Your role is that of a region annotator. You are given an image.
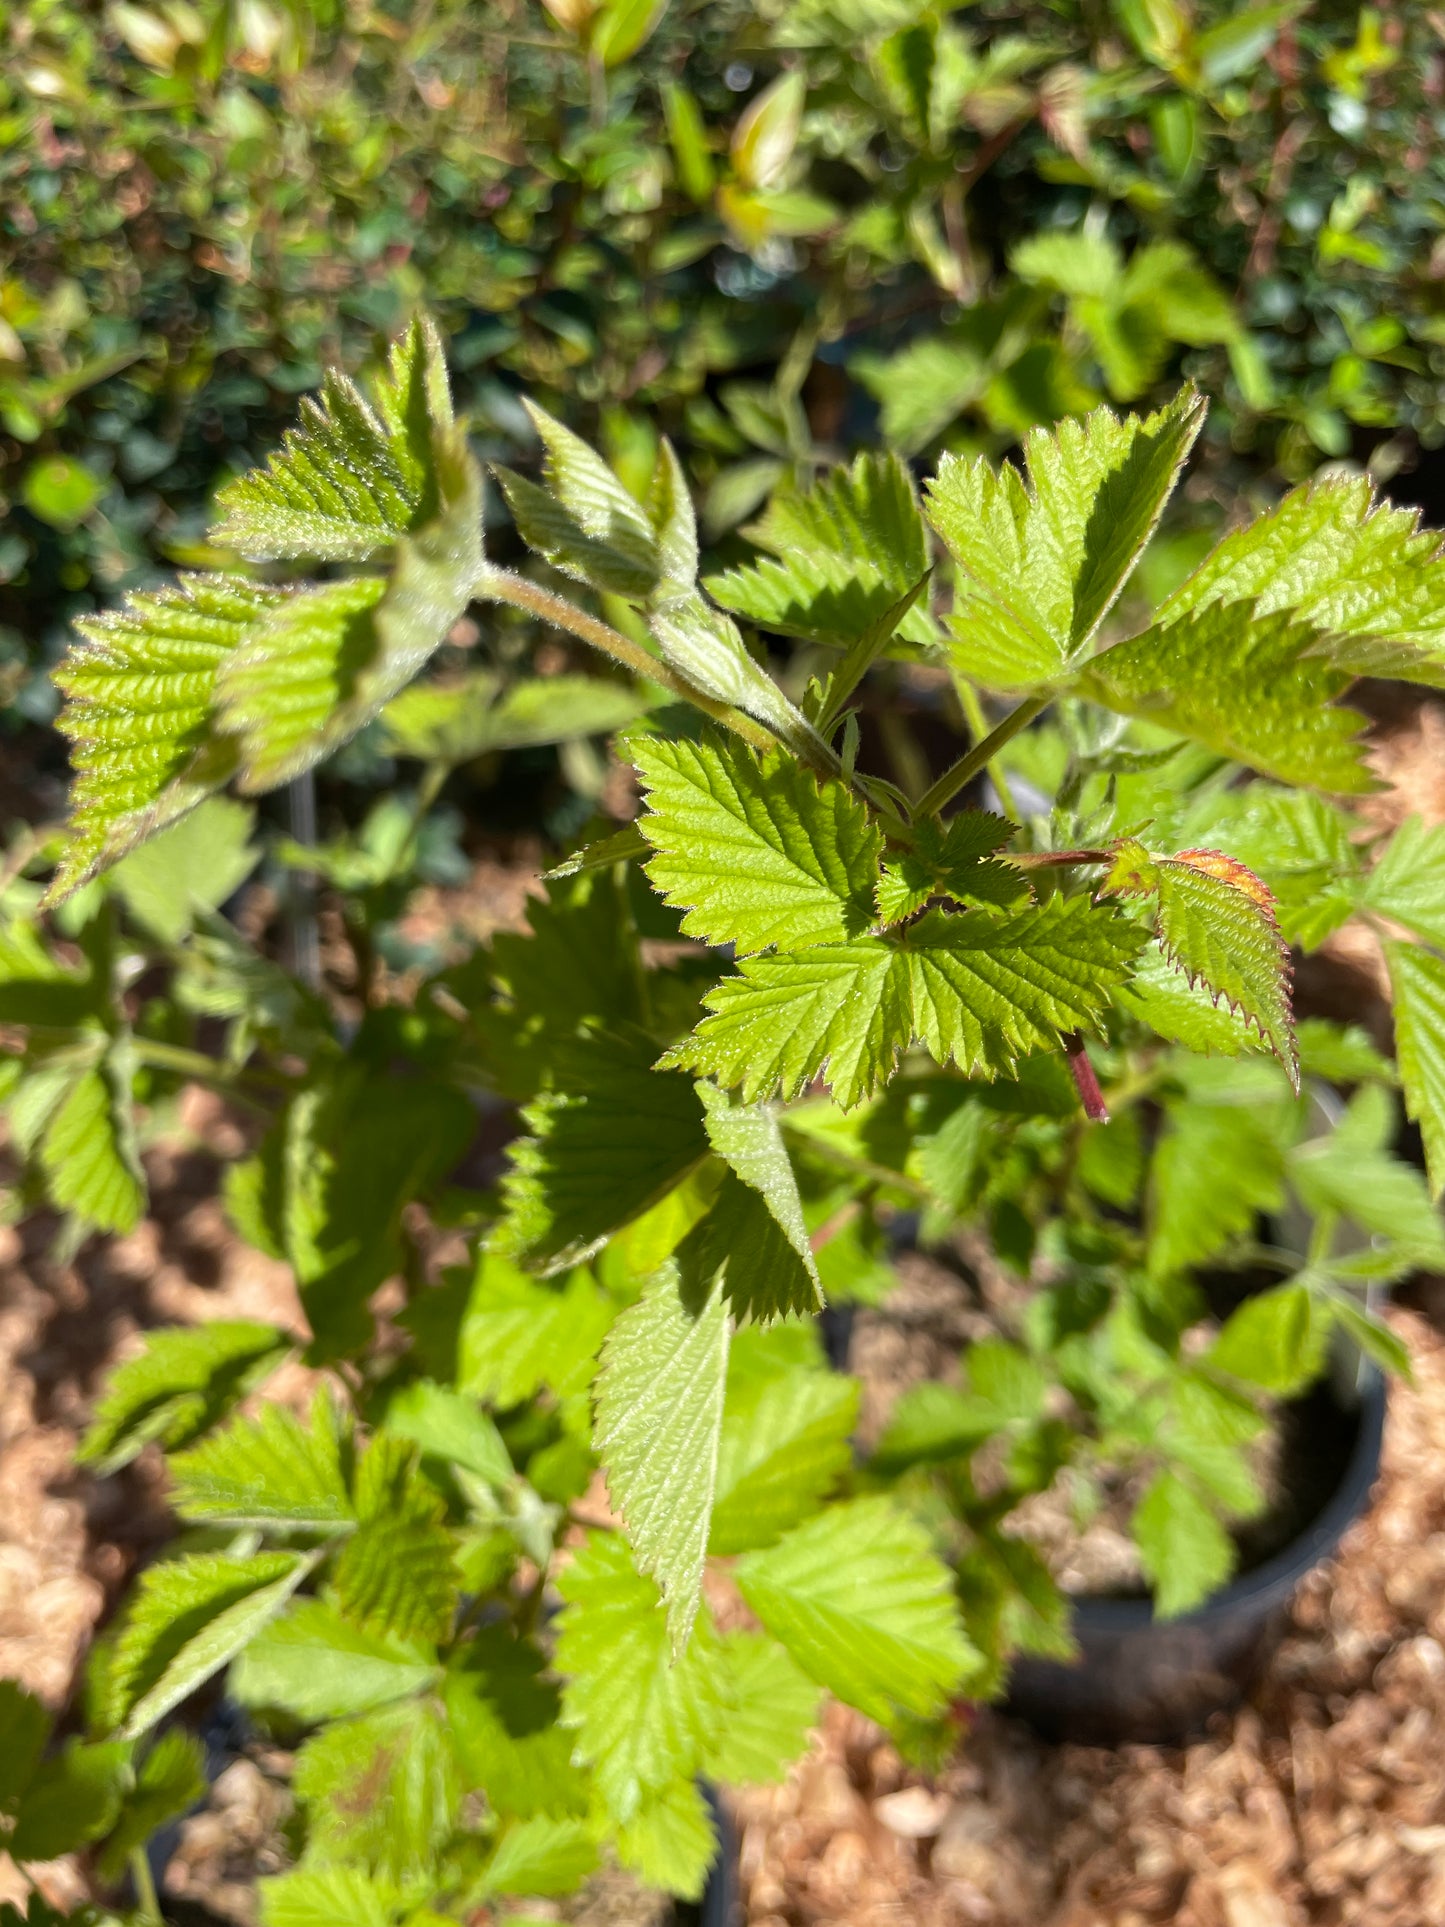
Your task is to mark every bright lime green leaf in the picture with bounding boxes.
[499,1029,709,1273]
[168,1391,353,1531]
[216,424,482,793]
[259,1868,404,1927]
[480,1815,599,1900]
[1329,1295,1412,1379]
[1110,845,1297,1084]
[1290,1085,1445,1266]
[1118,941,1265,1058]
[677,1170,820,1325]
[94,1729,206,1880]
[79,1320,289,1476]
[457,1257,615,1406]
[0,918,100,1027]
[39,1058,146,1233]
[1296,1018,1395,1085]
[8,1739,129,1863]
[553,1532,729,1823]
[1080,601,1370,793]
[1163,473,1445,688]
[646,590,827,757]
[709,1357,856,1554]
[110,795,258,943]
[697,1079,822,1314]
[871,1381,999,1472]
[293,1698,460,1882]
[1361,816,1445,948]
[593,1268,730,1653]
[705,1631,821,1786]
[333,1455,459,1646]
[634,732,882,954]
[1148,1099,1288,1275]
[383,1380,512,1485]
[1387,941,1445,1198]
[444,1626,588,1820]
[1133,1470,1235,1619]
[1208,1282,1329,1397]
[46,575,284,900]
[925,385,1205,687]
[232,1599,439,1721]
[616,1778,716,1901]
[210,316,454,563]
[875,811,1021,926]
[494,400,660,599]
[109,1550,313,1739]
[735,1496,976,1727]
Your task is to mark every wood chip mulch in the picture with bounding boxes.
[731,1307,1445,1927]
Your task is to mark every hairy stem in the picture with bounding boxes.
[915,693,1051,820]
[476,568,775,750]
[131,1037,289,1102]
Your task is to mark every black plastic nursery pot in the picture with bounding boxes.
[1004,1368,1388,1748]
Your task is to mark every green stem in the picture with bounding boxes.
[393,758,452,878]
[130,1847,162,1924]
[949,670,1020,822]
[131,1038,290,1100]
[917,693,1051,821]
[476,568,775,751]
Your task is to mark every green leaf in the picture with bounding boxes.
[383,1380,512,1486]
[616,1779,716,1901]
[38,1058,146,1234]
[0,1681,49,1812]
[633,733,883,953]
[1208,1282,1329,1397]
[46,575,284,900]
[1162,473,1445,688]
[665,897,1142,1109]
[168,1391,354,1530]
[677,1172,821,1326]
[706,451,935,649]
[498,1029,709,1272]
[79,1320,288,1476]
[553,1532,729,1823]
[874,811,1021,926]
[211,316,454,563]
[1386,941,1445,1198]
[480,1815,599,1900]
[457,1257,615,1406]
[1289,1085,1445,1266]
[1079,601,1370,793]
[0,919,100,1028]
[704,1630,821,1785]
[1108,844,1297,1084]
[333,1451,460,1646]
[8,1740,129,1863]
[697,1080,822,1316]
[495,400,662,599]
[215,427,483,793]
[232,1599,439,1721]
[444,1626,588,1820]
[926,385,1205,687]
[1329,1295,1412,1379]
[259,1868,404,1927]
[110,796,259,943]
[1296,1018,1395,1085]
[593,1268,729,1654]
[735,1496,976,1727]
[709,1354,857,1554]
[95,1729,205,1880]
[293,1699,460,1882]
[646,590,828,756]
[109,1550,313,1739]
[871,1381,998,1473]
[1132,1470,1235,1619]
[1118,941,1265,1057]
[383,671,648,763]
[22,454,104,530]
[1361,816,1445,948]
[1148,1096,1288,1275]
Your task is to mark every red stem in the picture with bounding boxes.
[1063,1031,1109,1123]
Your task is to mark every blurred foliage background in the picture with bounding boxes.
[2,0,1443,748]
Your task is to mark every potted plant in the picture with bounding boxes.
[4,318,1445,1915]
